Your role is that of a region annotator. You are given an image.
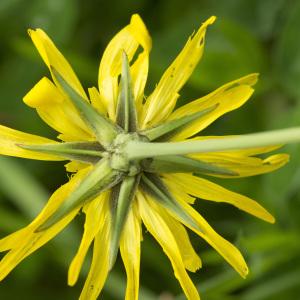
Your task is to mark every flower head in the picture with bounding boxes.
[0,14,290,300]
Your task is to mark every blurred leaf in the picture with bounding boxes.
[262,103,300,222]
[274,1,300,99]
[0,157,49,218]
[27,0,79,43]
[240,269,300,300]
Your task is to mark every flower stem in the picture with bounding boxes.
[126,127,300,159]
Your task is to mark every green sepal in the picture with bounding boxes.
[140,173,200,231]
[18,141,104,164]
[142,155,237,176]
[116,52,138,132]
[52,67,120,148]
[140,104,218,141]
[36,158,123,232]
[109,174,140,269]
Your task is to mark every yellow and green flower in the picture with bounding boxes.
[0,14,299,300]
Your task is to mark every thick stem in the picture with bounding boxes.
[125,127,300,160]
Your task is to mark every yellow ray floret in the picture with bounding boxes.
[164,173,275,223]
[138,191,201,300]
[0,124,62,160]
[141,16,216,128]
[98,14,151,120]
[120,204,142,300]
[23,77,93,141]
[0,13,293,300]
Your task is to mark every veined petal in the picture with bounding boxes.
[168,74,258,140]
[68,191,109,286]
[164,174,275,223]
[137,191,200,300]
[79,198,110,300]
[190,152,289,178]
[141,16,216,128]
[98,14,151,121]
[120,203,141,300]
[23,77,93,141]
[28,29,87,99]
[0,124,63,160]
[0,168,89,281]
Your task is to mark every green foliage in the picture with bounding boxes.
[1,0,300,299]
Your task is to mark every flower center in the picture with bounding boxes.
[108,132,149,176]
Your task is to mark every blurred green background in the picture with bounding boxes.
[1,0,300,299]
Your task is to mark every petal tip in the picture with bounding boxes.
[207,16,217,24]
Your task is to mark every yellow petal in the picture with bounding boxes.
[141,16,216,128]
[120,203,141,300]
[137,190,200,300]
[168,74,258,140]
[0,124,63,160]
[79,201,110,300]
[154,202,202,272]
[0,168,90,281]
[131,50,150,118]
[68,191,109,286]
[28,28,87,99]
[64,161,88,173]
[88,87,108,115]
[98,14,151,121]
[23,77,93,141]
[157,188,249,278]
[163,178,196,204]
[165,174,275,223]
[190,152,289,178]
[0,229,27,252]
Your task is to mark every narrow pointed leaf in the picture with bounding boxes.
[109,174,140,269]
[36,158,122,231]
[18,142,104,164]
[52,67,120,147]
[141,104,218,141]
[116,52,138,132]
[143,155,237,176]
[140,173,200,231]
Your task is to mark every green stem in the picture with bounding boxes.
[126,127,300,159]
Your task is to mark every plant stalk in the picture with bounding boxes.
[126,127,300,159]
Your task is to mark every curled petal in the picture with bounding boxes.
[28,28,87,99]
[23,77,92,141]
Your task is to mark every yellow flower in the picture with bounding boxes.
[0,14,290,300]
